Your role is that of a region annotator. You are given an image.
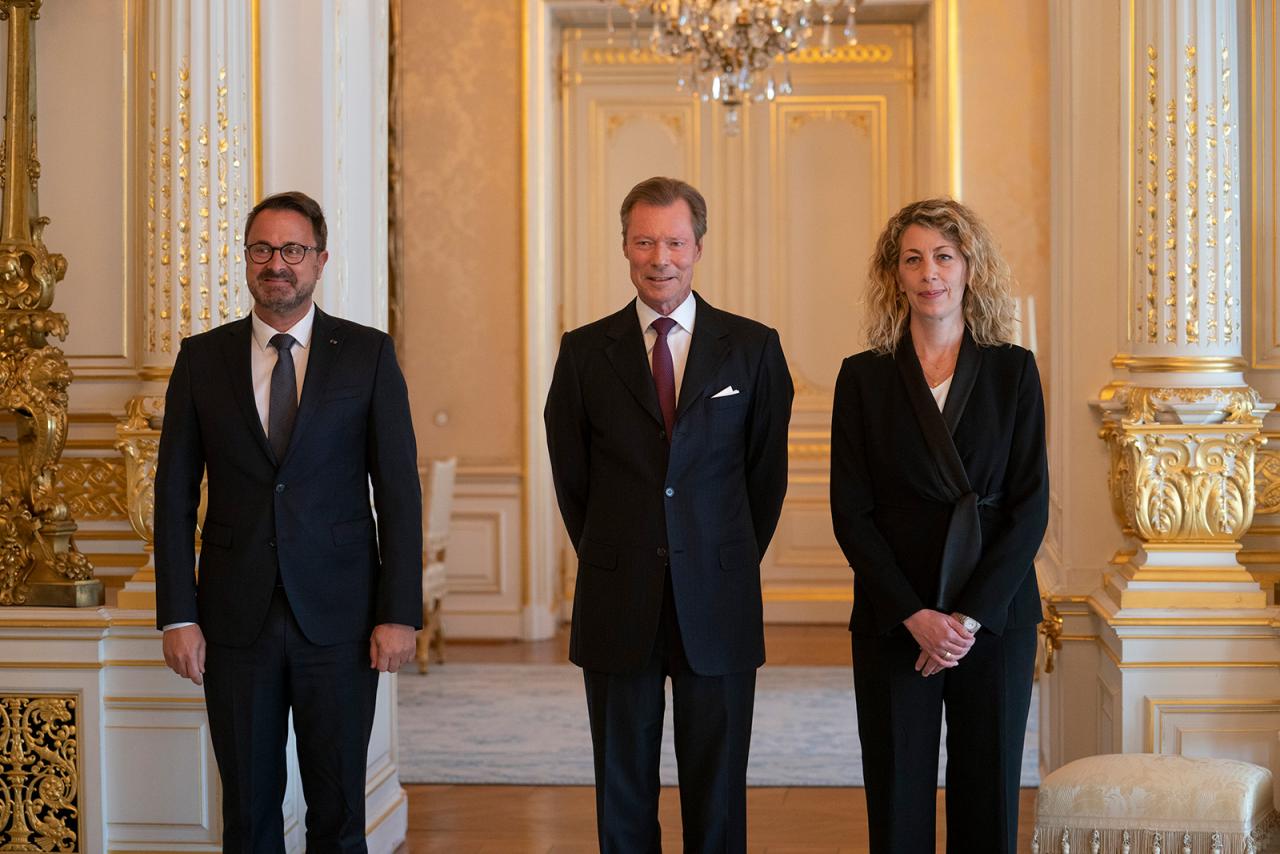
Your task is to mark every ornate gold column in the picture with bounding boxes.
[1095,0,1272,614]
[113,0,253,608]
[0,0,100,608]
[141,0,253,378]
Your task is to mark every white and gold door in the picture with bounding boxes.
[560,23,917,622]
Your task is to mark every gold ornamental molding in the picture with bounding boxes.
[1112,354,1248,373]
[1109,385,1263,425]
[788,44,894,64]
[1039,600,1063,674]
[582,43,894,67]
[1256,447,1280,515]
[0,0,99,607]
[0,692,80,851]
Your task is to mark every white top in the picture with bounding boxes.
[250,303,315,437]
[636,292,696,400]
[930,374,953,411]
[164,303,316,633]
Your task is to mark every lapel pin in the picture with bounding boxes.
[330,338,338,345]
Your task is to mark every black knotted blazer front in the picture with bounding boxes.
[830,337,1047,637]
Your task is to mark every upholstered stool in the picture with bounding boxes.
[1033,753,1277,853]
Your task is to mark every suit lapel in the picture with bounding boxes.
[282,307,343,467]
[220,317,275,464]
[605,301,666,429]
[940,329,981,435]
[894,328,971,498]
[676,292,730,419]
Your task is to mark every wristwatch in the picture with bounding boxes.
[952,612,981,634]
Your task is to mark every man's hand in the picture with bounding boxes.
[369,623,416,672]
[162,624,207,685]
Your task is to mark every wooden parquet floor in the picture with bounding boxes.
[400,624,1037,852]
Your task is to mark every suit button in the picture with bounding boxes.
[269,539,276,548]
[656,547,667,558]
[664,487,674,497]
[659,430,666,440]
[275,483,285,493]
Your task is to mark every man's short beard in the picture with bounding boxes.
[251,275,313,315]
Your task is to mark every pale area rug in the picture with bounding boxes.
[397,664,1040,787]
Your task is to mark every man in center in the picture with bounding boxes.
[545,176,793,852]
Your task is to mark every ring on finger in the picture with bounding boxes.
[943,650,953,660]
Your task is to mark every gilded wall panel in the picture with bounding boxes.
[1146,697,1280,770]
[772,98,886,396]
[399,1,522,467]
[1250,0,1280,371]
[0,448,127,525]
[0,1,133,375]
[586,101,699,325]
[0,693,80,851]
[958,0,1051,378]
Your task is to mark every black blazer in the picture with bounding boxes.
[544,293,793,676]
[154,308,423,647]
[830,337,1047,637]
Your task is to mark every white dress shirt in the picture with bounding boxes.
[636,292,696,400]
[251,303,314,436]
[163,304,315,633]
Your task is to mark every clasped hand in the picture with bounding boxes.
[903,609,975,678]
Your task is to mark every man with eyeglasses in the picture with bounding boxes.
[154,190,422,852]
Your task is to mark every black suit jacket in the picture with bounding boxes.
[154,307,423,647]
[830,339,1047,637]
[545,293,793,676]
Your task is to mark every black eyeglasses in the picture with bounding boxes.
[245,242,320,265]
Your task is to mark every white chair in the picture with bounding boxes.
[1033,753,1277,853]
[416,457,456,674]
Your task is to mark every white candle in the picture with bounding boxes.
[1026,295,1038,355]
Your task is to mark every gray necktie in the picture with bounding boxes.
[268,333,297,462]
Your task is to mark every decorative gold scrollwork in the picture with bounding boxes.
[0,693,79,851]
[116,396,166,543]
[1104,427,1264,541]
[1040,601,1063,675]
[1256,449,1280,516]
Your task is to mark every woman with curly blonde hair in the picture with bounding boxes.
[830,198,1047,852]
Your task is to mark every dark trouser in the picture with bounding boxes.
[203,587,379,854]
[851,625,1036,854]
[582,571,757,854]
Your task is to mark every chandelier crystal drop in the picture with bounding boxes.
[604,0,860,134]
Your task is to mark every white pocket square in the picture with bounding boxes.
[711,386,740,398]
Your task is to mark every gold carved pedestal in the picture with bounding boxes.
[0,0,98,608]
[114,397,163,611]
[1097,385,1271,610]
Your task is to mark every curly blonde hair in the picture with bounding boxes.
[863,197,1017,353]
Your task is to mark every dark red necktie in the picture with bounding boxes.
[650,317,677,442]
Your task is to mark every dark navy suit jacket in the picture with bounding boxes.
[154,307,423,646]
[545,293,793,676]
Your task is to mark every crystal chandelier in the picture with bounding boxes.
[604,0,860,133]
